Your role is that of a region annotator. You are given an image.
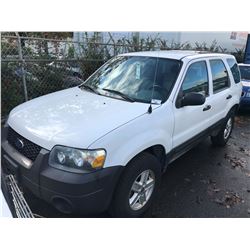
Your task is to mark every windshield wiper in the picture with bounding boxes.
[79,84,100,94]
[102,88,135,102]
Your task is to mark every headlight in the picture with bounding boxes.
[49,146,106,173]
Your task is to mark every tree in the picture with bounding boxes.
[18,32,73,39]
[17,32,73,58]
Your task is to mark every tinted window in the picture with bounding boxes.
[226,58,240,83]
[210,59,229,93]
[239,65,250,80]
[182,61,208,96]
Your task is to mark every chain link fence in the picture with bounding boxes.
[1,32,245,121]
[1,33,161,120]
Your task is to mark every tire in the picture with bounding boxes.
[109,152,162,217]
[210,110,235,147]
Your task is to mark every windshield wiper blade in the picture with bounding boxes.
[102,88,135,102]
[79,84,99,94]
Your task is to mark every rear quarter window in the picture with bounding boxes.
[226,58,241,83]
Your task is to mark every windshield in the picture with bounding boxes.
[81,56,182,103]
[239,65,250,80]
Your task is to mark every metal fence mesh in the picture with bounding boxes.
[1,35,108,119]
[1,32,245,120]
[1,33,161,119]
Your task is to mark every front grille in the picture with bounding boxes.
[7,127,41,162]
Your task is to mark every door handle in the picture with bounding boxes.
[203,105,211,111]
[226,94,232,100]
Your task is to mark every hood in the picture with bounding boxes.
[242,79,250,87]
[8,87,149,150]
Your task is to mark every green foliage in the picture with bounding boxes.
[231,48,245,63]
[1,40,19,56]
[1,61,74,117]
[18,32,73,39]
[25,63,66,99]
[77,32,107,78]
[1,62,25,116]
[67,45,75,59]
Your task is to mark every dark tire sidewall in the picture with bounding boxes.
[110,152,161,217]
[211,110,235,146]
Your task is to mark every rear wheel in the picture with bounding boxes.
[109,152,161,217]
[211,110,235,146]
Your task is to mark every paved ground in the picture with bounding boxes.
[24,110,250,218]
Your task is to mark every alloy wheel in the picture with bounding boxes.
[129,169,155,211]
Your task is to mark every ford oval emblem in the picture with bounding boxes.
[15,138,24,149]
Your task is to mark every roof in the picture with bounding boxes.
[121,50,233,60]
[238,63,250,66]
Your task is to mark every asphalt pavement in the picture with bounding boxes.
[24,110,250,218]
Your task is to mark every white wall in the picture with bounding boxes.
[73,31,248,52]
[179,31,248,51]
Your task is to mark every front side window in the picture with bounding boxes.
[226,58,240,83]
[181,61,209,96]
[81,56,182,103]
[210,59,230,93]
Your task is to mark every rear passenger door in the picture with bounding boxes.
[206,58,232,127]
[173,60,212,148]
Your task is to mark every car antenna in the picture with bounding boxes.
[148,104,152,114]
[148,53,159,114]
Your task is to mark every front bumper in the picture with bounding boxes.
[1,126,123,215]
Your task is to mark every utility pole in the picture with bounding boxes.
[16,32,28,102]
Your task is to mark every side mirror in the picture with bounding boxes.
[181,92,205,107]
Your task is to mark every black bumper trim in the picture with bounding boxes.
[2,126,124,215]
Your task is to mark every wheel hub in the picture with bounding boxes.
[129,169,155,211]
[224,117,232,140]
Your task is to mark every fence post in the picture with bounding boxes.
[15,32,28,102]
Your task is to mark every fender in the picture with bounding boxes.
[88,103,174,168]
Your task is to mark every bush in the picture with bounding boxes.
[1,62,25,117]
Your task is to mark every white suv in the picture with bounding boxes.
[1,51,242,217]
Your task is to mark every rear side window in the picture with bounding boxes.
[210,59,230,93]
[182,61,209,96]
[226,58,240,83]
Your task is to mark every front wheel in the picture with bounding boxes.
[109,152,162,217]
[211,110,235,146]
